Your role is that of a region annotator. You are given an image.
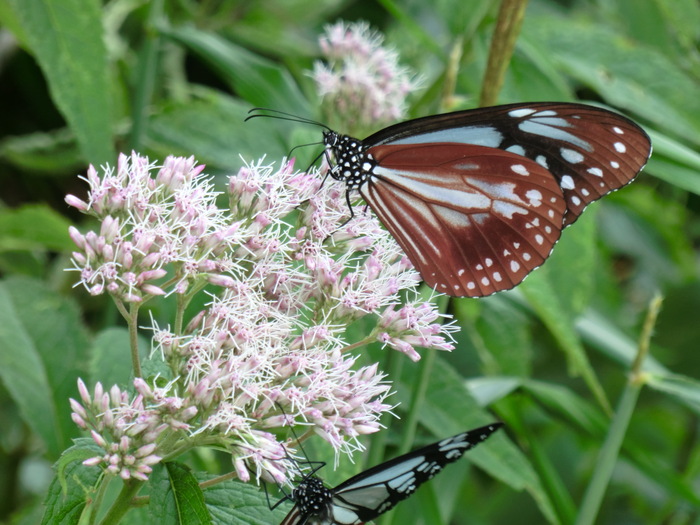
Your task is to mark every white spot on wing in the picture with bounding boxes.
[561,148,584,164]
[588,167,603,177]
[509,108,536,118]
[506,145,526,156]
[525,190,543,206]
[561,175,575,189]
[614,142,626,153]
[511,164,530,176]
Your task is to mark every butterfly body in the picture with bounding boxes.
[321,102,652,297]
[280,423,502,525]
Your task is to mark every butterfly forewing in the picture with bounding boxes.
[363,143,565,296]
[365,102,651,226]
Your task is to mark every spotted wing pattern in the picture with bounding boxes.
[362,143,565,296]
[322,102,651,297]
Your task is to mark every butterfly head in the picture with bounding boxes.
[322,131,374,190]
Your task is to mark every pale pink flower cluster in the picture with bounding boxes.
[312,21,419,131]
[66,152,455,482]
[66,154,244,301]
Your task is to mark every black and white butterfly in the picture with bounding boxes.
[277,423,502,525]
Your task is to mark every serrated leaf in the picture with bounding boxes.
[523,14,700,143]
[150,462,212,524]
[522,379,606,435]
[476,295,533,376]
[42,440,104,525]
[0,128,84,174]
[5,0,115,165]
[542,210,597,315]
[201,475,287,525]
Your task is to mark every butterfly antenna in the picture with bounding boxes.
[288,140,324,159]
[276,402,326,476]
[246,108,331,131]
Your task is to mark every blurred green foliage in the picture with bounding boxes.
[0,0,699,524]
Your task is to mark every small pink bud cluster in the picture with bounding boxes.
[70,379,170,480]
[376,301,457,361]
[312,21,419,131]
[66,153,250,301]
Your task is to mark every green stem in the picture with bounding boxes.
[128,303,142,378]
[439,36,463,112]
[98,480,144,525]
[128,0,164,150]
[479,0,529,107]
[380,350,435,525]
[574,295,663,525]
[398,348,436,455]
[86,473,109,525]
[366,349,401,470]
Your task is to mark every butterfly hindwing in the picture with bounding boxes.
[362,143,565,296]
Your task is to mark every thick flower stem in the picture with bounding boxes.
[479,0,529,107]
[98,480,144,525]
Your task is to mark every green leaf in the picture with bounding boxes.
[523,13,700,143]
[522,379,606,435]
[42,439,104,525]
[88,328,137,389]
[161,25,310,115]
[643,128,700,195]
[404,356,558,524]
[0,128,84,174]
[476,295,533,376]
[0,204,74,252]
[202,476,287,525]
[542,210,597,315]
[521,272,610,413]
[645,372,700,411]
[4,0,115,165]
[0,277,89,458]
[146,87,293,170]
[150,462,212,524]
